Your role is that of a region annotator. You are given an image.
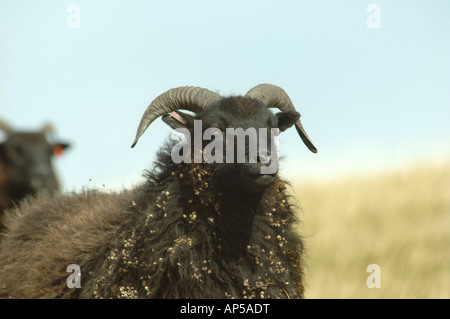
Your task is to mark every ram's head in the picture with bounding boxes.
[131,84,317,195]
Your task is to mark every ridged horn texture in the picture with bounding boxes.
[131,86,222,148]
[245,83,317,153]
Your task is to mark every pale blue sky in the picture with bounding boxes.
[1,0,449,191]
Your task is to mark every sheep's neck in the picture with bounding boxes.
[213,192,263,260]
[180,163,268,260]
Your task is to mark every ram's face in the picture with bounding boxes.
[200,98,279,195]
[164,97,300,196]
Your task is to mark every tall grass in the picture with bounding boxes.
[292,162,450,298]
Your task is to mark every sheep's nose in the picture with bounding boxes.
[251,150,271,164]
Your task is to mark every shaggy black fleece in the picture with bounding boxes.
[0,144,305,299]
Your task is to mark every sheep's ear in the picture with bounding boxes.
[162,111,196,130]
[274,111,300,132]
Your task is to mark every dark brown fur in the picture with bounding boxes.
[0,150,304,299]
[0,96,307,299]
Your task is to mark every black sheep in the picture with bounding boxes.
[0,84,317,298]
[0,120,70,232]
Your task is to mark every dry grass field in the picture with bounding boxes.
[292,162,450,299]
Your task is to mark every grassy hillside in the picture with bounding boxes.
[292,162,450,298]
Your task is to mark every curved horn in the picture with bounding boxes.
[131,86,222,148]
[245,84,317,153]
